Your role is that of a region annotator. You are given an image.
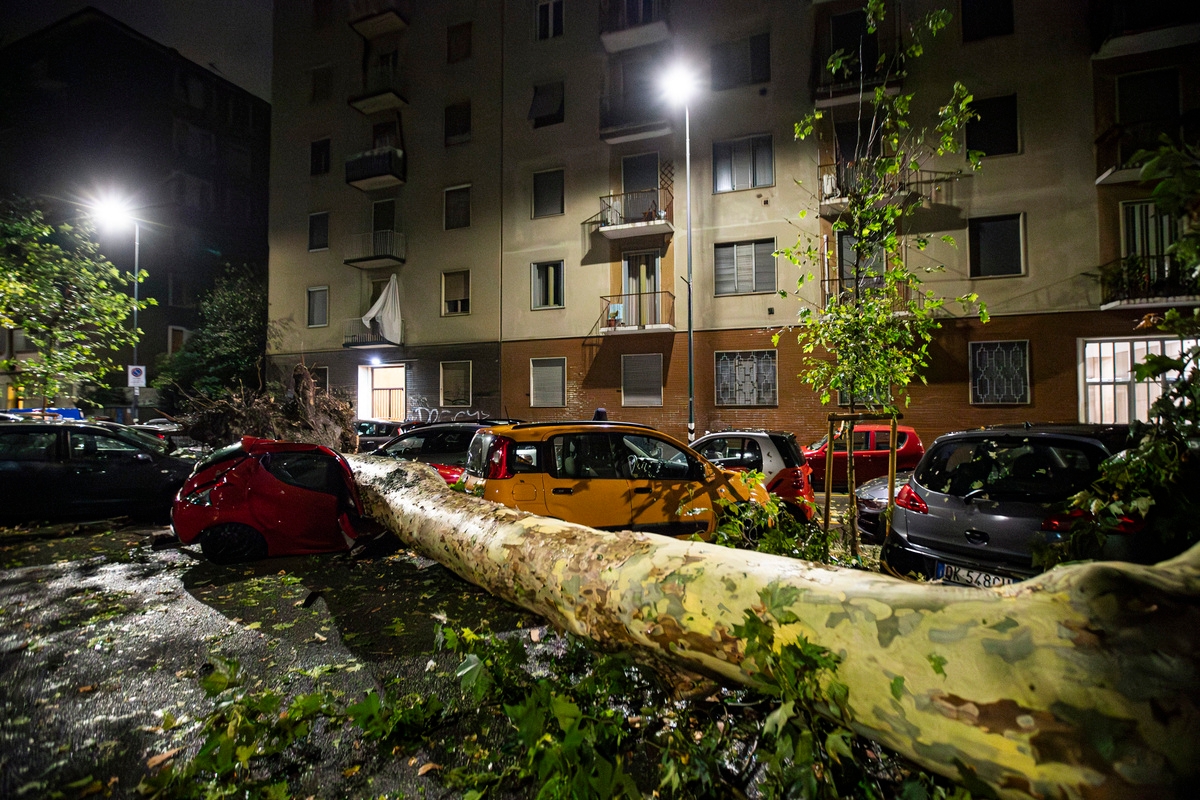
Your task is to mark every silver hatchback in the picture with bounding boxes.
[880,424,1130,587]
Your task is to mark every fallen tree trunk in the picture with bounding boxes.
[350,457,1200,799]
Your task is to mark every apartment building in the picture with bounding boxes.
[0,8,270,416]
[267,0,1199,446]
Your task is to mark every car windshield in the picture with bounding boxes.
[195,440,246,471]
[915,436,1109,501]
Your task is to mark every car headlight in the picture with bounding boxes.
[183,486,214,506]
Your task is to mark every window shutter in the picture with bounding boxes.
[622,354,662,406]
[713,142,733,192]
[731,139,752,190]
[714,244,736,295]
[530,358,566,407]
[752,136,773,187]
[753,240,776,292]
[735,243,754,292]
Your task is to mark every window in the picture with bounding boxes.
[444,185,471,229]
[828,11,877,78]
[531,357,566,407]
[961,0,1014,42]
[167,326,190,355]
[532,260,564,309]
[373,120,399,149]
[968,214,1023,277]
[307,286,328,328]
[1083,336,1199,423]
[444,101,471,145]
[533,169,564,217]
[714,240,776,295]
[715,350,778,406]
[965,94,1018,157]
[529,81,565,127]
[443,270,470,315]
[711,32,770,90]
[713,135,773,192]
[310,138,331,175]
[969,340,1029,404]
[1117,69,1180,164]
[309,65,332,104]
[440,361,472,407]
[447,22,472,63]
[537,0,563,40]
[622,353,662,407]
[308,212,329,251]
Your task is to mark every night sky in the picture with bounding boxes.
[0,0,273,100]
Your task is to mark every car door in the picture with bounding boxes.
[856,429,888,483]
[0,427,66,522]
[619,433,714,536]
[542,433,631,530]
[67,429,171,516]
[247,449,348,554]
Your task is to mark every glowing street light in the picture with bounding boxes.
[90,196,143,423]
[662,64,700,441]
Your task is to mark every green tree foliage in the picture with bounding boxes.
[0,197,148,407]
[154,263,268,401]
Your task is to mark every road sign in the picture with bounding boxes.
[128,365,146,388]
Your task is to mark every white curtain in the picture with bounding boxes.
[362,273,402,344]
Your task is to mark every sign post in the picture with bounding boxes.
[127,365,146,423]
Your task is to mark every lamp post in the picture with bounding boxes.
[91,198,141,423]
[663,65,698,441]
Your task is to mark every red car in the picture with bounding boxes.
[804,424,924,490]
[173,437,370,563]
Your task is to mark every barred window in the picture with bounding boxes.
[969,340,1029,404]
[530,357,566,407]
[715,350,777,406]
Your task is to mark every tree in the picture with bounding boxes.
[775,3,985,552]
[153,262,269,403]
[351,458,1200,799]
[0,197,148,408]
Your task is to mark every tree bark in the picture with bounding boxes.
[350,457,1200,800]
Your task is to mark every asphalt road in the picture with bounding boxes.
[0,522,542,798]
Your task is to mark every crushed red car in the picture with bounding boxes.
[173,437,374,563]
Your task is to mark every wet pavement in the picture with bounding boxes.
[0,522,542,798]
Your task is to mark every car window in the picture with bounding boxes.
[0,430,58,462]
[69,432,142,460]
[916,437,1108,500]
[769,433,804,468]
[553,433,622,479]
[422,430,476,455]
[700,437,761,471]
[263,451,343,494]
[382,434,425,458]
[512,443,540,473]
[620,434,693,480]
[831,430,870,453]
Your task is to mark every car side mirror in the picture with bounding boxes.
[135,452,153,462]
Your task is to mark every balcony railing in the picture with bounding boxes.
[343,317,400,348]
[348,0,407,38]
[597,188,673,239]
[601,290,675,332]
[345,146,405,191]
[599,0,670,52]
[821,277,925,313]
[818,163,965,207]
[349,68,407,114]
[1099,255,1200,306]
[343,230,406,268]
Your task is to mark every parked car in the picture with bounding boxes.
[880,424,1132,587]
[853,470,913,543]
[0,420,193,525]
[691,430,817,520]
[173,437,371,563]
[804,424,924,490]
[462,421,769,537]
[355,419,416,453]
[370,422,505,483]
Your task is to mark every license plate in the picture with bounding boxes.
[936,562,1014,588]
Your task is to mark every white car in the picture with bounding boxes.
[690,430,817,520]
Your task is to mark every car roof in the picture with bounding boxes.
[933,423,1131,451]
[695,429,796,439]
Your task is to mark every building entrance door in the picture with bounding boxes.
[371,365,405,420]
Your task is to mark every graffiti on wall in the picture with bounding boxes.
[408,396,491,423]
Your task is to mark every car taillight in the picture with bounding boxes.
[486,436,516,480]
[767,468,806,496]
[1041,509,1089,532]
[895,484,927,514]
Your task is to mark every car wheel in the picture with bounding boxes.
[198,523,268,564]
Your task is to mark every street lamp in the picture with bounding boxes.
[91,197,142,423]
[662,64,699,441]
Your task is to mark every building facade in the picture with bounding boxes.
[0,8,271,417]
[267,0,1199,448]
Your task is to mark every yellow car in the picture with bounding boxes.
[462,421,768,537]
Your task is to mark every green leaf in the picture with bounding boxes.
[927,653,948,677]
[763,699,795,737]
[890,675,905,700]
[549,694,582,733]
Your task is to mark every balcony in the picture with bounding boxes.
[343,230,406,269]
[597,189,673,239]
[345,147,405,191]
[349,69,408,115]
[343,317,401,348]
[598,94,671,143]
[600,0,671,53]
[817,163,966,215]
[600,291,675,333]
[1098,255,1200,309]
[348,0,407,38]
[821,277,925,314]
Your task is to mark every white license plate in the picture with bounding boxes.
[936,562,1014,588]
